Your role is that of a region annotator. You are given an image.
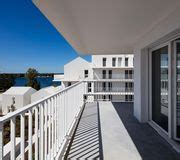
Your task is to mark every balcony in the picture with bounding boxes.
[66,102,180,159]
[0,81,179,159]
[93,74,134,81]
[94,87,134,93]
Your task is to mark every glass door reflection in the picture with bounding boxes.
[152,46,168,132]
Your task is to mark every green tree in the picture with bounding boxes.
[0,74,15,91]
[25,68,40,90]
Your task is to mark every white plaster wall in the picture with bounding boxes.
[2,89,36,115]
[64,57,92,81]
[3,95,26,115]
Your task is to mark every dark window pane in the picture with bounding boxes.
[152,46,168,132]
[103,58,106,66]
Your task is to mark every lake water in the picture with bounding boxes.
[15,77,61,89]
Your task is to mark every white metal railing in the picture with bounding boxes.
[94,73,134,80]
[0,81,85,160]
[94,87,134,93]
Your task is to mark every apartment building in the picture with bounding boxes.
[54,54,134,102]
[87,54,134,102]
[1,1,180,159]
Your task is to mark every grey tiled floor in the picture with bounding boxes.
[66,102,180,160]
[113,102,180,160]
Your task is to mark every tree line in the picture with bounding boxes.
[0,68,55,92]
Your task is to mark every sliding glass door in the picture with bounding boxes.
[175,41,180,138]
[152,46,169,132]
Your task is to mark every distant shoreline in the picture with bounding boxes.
[0,73,64,78]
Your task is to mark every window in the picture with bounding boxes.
[125,70,128,79]
[129,70,133,79]
[112,57,116,67]
[103,95,106,101]
[125,95,129,102]
[108,82,112,91]
[102,58,106,67]
[125,57,129,67]
[103,82,106,91]
[102,70,106,79]
[125,95,133,102]
[88,82,91,92]
[118,57,122,66]
[108,70,112,79]
[125,82,128,92]
[84,70,88,78]
[125,70,133,79]
[109,95,112,100]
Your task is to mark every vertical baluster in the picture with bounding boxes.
[48,99,51,159]
[64,91,67,135]
[56,95,59,152]
[20,114,25,160]
[0,123,3,160]
[56,95,58,150]
[59,93,62,146]
[11,117,15,160]
[54,95,57,153]
[62,93,65,138]
[57,94,60,149]
[28,110,32,160]
[34,107,39,160]
[44,101,48,160]
[40,103,44,160]
[52,97,55,158]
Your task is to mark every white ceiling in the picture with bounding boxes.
[33,0,180,54]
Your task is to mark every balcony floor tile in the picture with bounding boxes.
[66,102,180,160]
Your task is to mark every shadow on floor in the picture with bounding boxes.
[113,102,180,160]
[66,102,103,160]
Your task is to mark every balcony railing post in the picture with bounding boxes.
[0,123,3,160]
[11,117,16,160]
[51,97,55,160]
[54,95,57,154]
[44,101,48,160]
[48,99,51,160]
[40,103,44,160]
[34,107,39,160]
[28,110,33,160]
[20,114,25,160]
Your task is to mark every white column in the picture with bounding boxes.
[134,48,149,123]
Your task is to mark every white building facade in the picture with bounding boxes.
[86,54,134,102]
[55,55,134,102]
[56,57,93,88]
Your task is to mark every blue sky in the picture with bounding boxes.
[0,0,91,73]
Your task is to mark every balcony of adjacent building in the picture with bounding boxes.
[93,72,134,82]
[0,81,179,159]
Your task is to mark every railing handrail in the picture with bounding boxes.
[0,81,83,123]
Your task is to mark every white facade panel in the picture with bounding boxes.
[1,87,36,115]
